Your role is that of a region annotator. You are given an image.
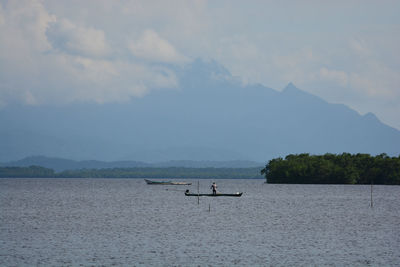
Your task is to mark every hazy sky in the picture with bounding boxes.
[1,0,399,129]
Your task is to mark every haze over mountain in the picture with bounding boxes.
[1,59,399,164]
[0,155,263,172]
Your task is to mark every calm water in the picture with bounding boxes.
[0,178,399,266]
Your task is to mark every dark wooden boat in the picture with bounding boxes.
[144,179,192,185]
[185,190,242,197]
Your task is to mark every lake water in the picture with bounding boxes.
[0,178,399,266]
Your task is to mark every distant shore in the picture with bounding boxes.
[0,166,264,179]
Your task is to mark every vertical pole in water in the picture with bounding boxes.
[370,180,373,208]
[197,180,200,205]
[209,203,211,212]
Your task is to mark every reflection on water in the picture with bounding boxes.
[0,179,399,266]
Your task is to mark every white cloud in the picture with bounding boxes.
[349,66,399,99]
[24,91,38,106]
[0,0,399,129]
[47,18,110,58]
[0,1,54,55]
[129,29,189,64]
[0,4,5,26]
[0,0,56,104]
[349,38,372,58]
[0,0,183,106]
[318,68,349,88]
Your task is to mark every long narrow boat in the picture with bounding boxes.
[144,179,192,185]
[184,190,242,197]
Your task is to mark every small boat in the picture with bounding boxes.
[184,190,242,197]
[144,179,192,185]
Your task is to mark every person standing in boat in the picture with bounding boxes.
[211,182,217,195]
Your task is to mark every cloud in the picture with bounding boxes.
[0,0,55,54]
[318,68,348,88]
[0,0,56,104]
[0,4,4,26]
[129,29,189,64]
[349,38,372,58]
[0,0,183,106]
[47,18,110,58]
[0,0,399,129]
[349,65,400,99]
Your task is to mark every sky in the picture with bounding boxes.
[1,0,399,129]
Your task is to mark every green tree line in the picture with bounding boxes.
[57,167,263,179]
[0,166,263,179]
[261,153,400,185]
[0,166,55,178]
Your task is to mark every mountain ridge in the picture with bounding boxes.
[0,58,399,162]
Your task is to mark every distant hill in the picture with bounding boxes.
[0,156,263,172]
[0,156,150,172]
[0,58,399,162]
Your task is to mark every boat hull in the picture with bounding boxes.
[185,191,242,197]
[145,179,192,185]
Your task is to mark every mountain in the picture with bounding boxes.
[0,156,151,172]
[0,156,262,172]
[0,58,399,163]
